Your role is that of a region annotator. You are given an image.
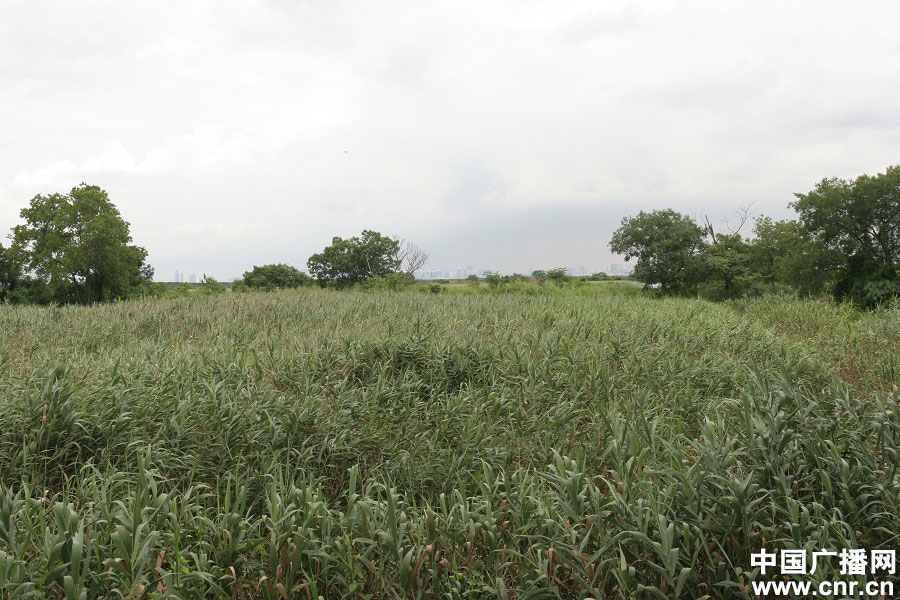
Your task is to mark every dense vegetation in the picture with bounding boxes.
[0,185,153,305]
[235,264,312,292]
[0,287,897,598]
[611,165,900,307]
[5,165,897,309]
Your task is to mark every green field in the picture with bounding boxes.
[0,289,898,598]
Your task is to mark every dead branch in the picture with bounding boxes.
[398,239,429,285]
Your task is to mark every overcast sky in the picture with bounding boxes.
[2,0,899,279]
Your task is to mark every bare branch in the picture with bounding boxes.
[724,202,756,236]
[398,239,429,285]
[703,215,717,244]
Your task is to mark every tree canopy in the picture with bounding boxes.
[609,209,706,295]
[240,263,311,290]
[609,165,900,307]
[748,216,832,296]
[11,184,153,304]
[0,242,25,302]
[307,230,401,288]
[546,267,570,285]
[791,166,900,306]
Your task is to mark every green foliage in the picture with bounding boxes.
[698,233,764,301]
[165,283,195,298]
[307,230,401,288]
[0,290,896,597]
[0,243,25,303]
[197,274,225,295]
[791,165,900,307]
[546,267,570,285]
[610,209,706,294]
[129,279,167,299]
[11,184,152,304]
[611,166,900,307]
[362,272,404,291]
[240,263,311,290]
[748,216,830,296]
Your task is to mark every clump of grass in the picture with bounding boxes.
[0,290,896,597]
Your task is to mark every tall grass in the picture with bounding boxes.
[0,289,897,598]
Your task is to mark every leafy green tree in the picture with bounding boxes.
[546,267,570,285]
[197,274,225,295]
[531,270,546,284]
[241,263,311,290]
[791,166,900,306]
[307,230,401,288]
[0,243,24,302]
[698,233,762,300]
[484,272,502,287]
[748,217,832,295]
[609,209,706,294]
[12,184,152,303]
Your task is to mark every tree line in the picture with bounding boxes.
[0,185,429,303]
[609,165,900,307]
[3,165,897,306]
[233,231,428,292]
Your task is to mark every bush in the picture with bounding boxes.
[546,267,570,285]
[241,264,311,291]
[197,275,225,295]
[363,273,404,291]
[165,283,194,298]
[484,272,502,287]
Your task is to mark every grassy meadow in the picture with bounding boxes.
[0,287,898,598]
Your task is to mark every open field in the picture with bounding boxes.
[0,289,898,598]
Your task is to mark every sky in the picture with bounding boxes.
[1,0,899,279]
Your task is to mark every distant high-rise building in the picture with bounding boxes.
[608,263,632,276]
[416,269,449,280]
[174,270,180,282]
[189,273,197,283]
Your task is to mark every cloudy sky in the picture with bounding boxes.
[2,0,899,279]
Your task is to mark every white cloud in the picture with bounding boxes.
[12,141,137,189]
[172,221,258,236]
[2,0,899,277]
[556,5,642,43]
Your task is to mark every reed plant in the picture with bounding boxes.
[0,289,896,597]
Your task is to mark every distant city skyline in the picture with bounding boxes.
[172,270,198,284]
